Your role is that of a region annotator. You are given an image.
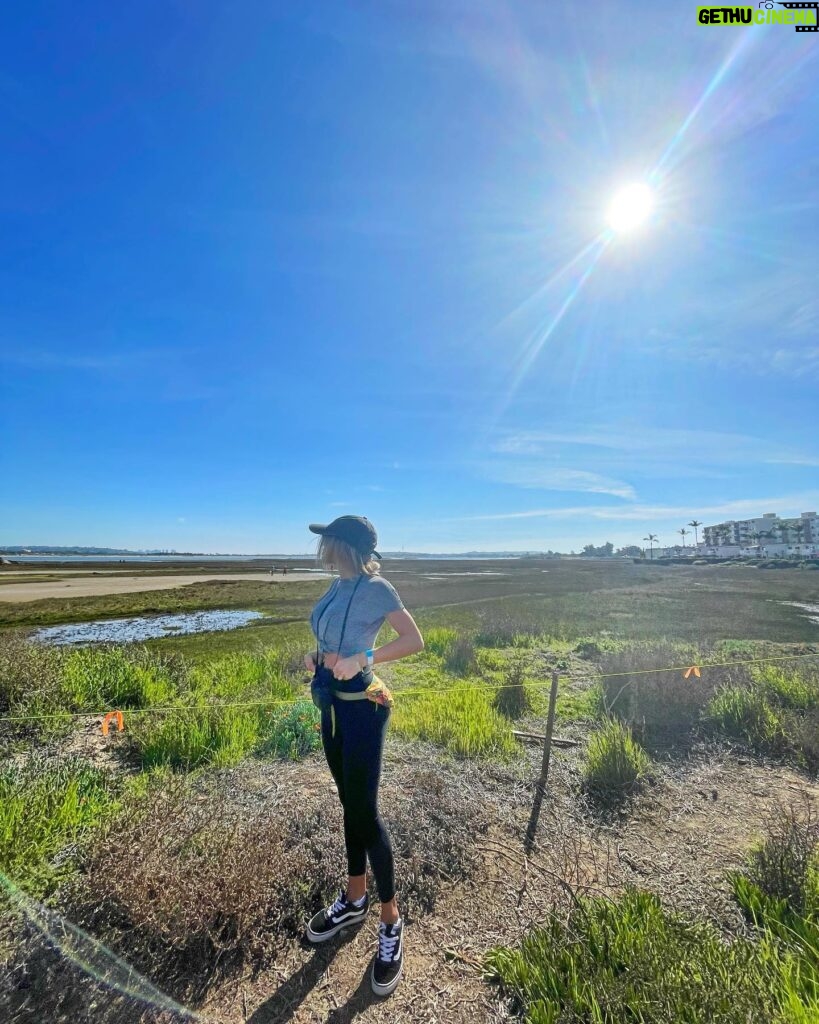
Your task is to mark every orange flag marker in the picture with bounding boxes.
[101,710,125,735]
[683,666,701,679]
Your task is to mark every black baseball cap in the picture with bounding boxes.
[309,515,381,559]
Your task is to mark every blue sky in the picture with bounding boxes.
[2,1,818,554]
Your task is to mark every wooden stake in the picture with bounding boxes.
[525,670,559,852]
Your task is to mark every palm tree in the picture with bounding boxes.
[679,527,689,552]
[688,520,702,549]
[757,530,773,555]
[794,522,805,554]
[643,533,658,560]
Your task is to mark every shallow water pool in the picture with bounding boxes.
[32,609,265,646]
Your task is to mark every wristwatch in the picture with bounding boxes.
[365,648,374,668]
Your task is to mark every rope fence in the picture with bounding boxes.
[0,646,816,727]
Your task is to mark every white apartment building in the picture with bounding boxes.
[701,511,819,556]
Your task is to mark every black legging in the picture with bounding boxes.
[319,675,395,903]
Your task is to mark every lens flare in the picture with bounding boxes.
[0,871,204,1021]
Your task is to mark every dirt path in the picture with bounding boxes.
[0,573,330,603]
[198,741,819,1024]
[5,731,817,1023]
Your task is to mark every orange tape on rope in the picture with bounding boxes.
[101,710,124,736]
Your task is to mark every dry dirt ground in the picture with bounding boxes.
[0,573,330,603]
[4,730,817,1024]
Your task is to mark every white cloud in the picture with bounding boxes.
[487,426,819,469]
[477,462,636,500]
[439,489,819,524]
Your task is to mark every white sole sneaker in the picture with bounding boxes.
[306,905,368,943]
[371,958,403,996]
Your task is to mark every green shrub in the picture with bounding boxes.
[706,685,785,751]
[729,800,819,1007]
[0,755,113,898]
[423,627,459,658]
[583,717,650,802]
[258,699,322,760]
[492,658,533,720]
[736,803,819,916]
[485,887,805,1024]
[786,707,819,773]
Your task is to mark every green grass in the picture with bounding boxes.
[583,717,651,801]
[729,807,819,1011]
[257,699,322,760]
[391,682,519,760]
[127,649,305,769]
[484,887,818,1024]
[60,645,180,709]
[707,684,785,750]
[555,680,601,722]
[750,664,819,712]
[705,664,819,761]
[0,755,115,898]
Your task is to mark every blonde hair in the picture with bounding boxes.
[316,535,380,577]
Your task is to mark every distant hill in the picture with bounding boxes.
[0,546,199,556]
[0,545,565,559]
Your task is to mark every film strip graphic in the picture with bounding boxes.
[775,1,819,31]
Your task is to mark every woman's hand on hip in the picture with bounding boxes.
[332,655,364,681]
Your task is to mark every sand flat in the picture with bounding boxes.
[0,572,330,602]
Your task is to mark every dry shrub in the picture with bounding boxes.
[66,773,343,998]
[61,758,492,999]
[444,634,477,675]
[386,767,490,915]
[492,657,532,720]
[0,633,68,746]
[741,799,819,914]
[786,706,819,773]
[473,609,543,648]
[597,642,747,749]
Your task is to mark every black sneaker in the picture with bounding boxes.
[371,917,404,996]
[306,890,369,943]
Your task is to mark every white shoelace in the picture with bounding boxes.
[378,923,400,962]
[329,891,350,918]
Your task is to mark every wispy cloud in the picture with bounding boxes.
[487,426,819,469]
[0,347,198,373]
[0,350,150,371]
[476,461,636,500]
[440,490,819,524]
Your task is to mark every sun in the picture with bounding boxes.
[606,183,655,234]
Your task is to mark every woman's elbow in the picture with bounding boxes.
[414,632,425,653]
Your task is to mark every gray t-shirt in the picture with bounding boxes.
[310,572,405,658]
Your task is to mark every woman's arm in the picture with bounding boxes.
[361,608,424,666]
[330,608,424,680]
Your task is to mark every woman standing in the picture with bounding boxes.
[303,515,424,997]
